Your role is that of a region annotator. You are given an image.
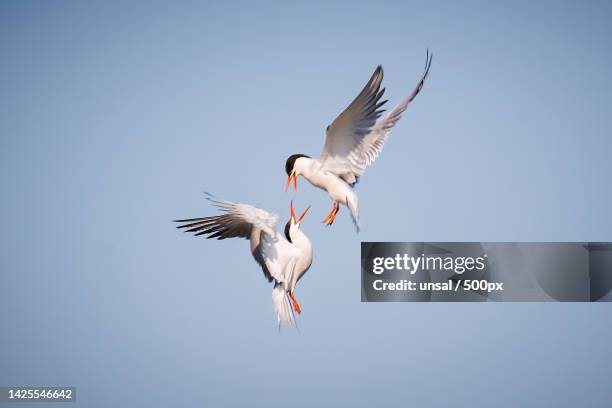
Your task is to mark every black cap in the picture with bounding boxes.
[285,154,310,176]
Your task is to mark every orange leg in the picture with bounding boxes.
[323,202,340,225]
[289,291,301,314]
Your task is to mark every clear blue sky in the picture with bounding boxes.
[1,1,611,407]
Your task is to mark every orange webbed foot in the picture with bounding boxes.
[322,202,340,226]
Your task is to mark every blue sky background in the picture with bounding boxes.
[1,1,611,406]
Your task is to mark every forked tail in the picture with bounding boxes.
[272,284,296,327]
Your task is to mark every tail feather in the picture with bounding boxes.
[346,193,360,232]
[272,285,296,327]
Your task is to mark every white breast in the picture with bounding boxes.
[303,162,352,204]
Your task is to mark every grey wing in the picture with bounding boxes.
[250,230,274,282]
[174,193,278,279]
[259,231,298,286]
[319,65,387,173]
[320,51,432,184]
[174,194,277,239]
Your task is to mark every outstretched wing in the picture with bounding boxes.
[320,64,387,166]
[319,51,432,185]
[174,193,285,282]
[174,193,277,240]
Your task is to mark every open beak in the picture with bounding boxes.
[290,201,310,225]
[285,170,297,192]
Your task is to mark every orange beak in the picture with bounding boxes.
[285,170,297,192]
[297,206,310,224]
[290,201,310,224]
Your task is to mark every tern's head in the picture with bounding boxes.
[284,154,310,192]
[284,201,310,242]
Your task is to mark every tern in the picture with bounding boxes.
[174,194,312,326]
[285,51,432,231]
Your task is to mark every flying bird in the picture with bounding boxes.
[284,51,432,231]
[174,194,312,326]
